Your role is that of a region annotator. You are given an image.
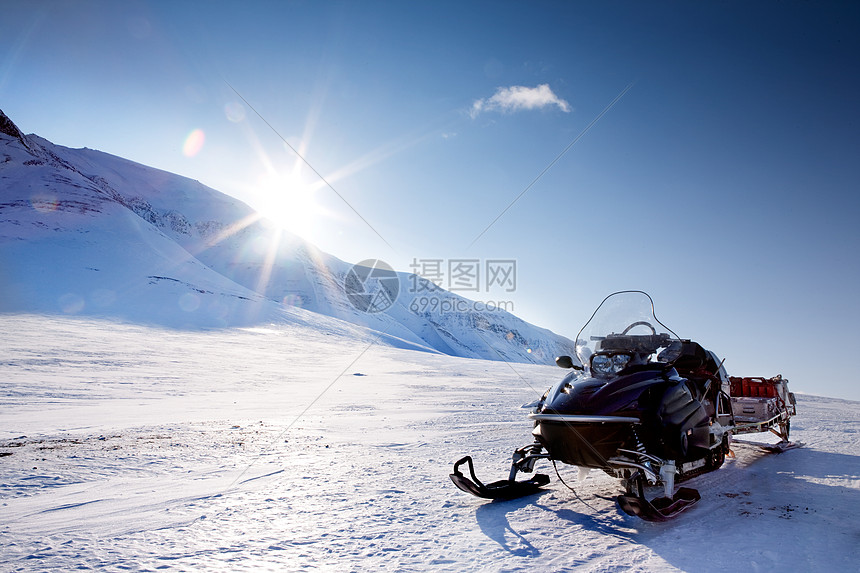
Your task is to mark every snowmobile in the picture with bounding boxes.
[450,291,796,521]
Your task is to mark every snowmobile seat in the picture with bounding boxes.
[662,341,708,375]
[658,341,721,406]
[684,378,711,403]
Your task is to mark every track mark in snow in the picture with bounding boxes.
[237,469,285,485]
[39,499,104,513]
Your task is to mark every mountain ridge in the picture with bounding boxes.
[0,109,576,364]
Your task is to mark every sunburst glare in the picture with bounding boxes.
[253,163,327,240]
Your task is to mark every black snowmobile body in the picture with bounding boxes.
[450,291,787,521]
[534,351,718,469]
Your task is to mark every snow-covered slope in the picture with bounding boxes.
[1,316,857,571]
[0,109,575,362]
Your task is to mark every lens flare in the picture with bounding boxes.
[282,294,303,308]
[59,293,84,314]
[183,129,205,157]
[31,194,58,213]
[224,102,245,122]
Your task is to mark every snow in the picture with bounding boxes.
[2,315,858,572]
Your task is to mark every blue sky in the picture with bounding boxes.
[2,1,859,400]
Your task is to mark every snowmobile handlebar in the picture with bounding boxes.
[598,332,671,354]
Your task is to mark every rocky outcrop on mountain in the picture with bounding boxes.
[0,108,39,156]
[1,109,26,142]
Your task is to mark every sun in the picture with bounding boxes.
[253,166,326,239]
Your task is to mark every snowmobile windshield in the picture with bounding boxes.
[575,291,681,378]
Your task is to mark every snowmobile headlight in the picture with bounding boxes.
[611,353,631,371]
[591,352,633,378]
[592,354,612,376]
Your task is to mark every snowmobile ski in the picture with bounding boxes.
[616,487,701,522]
[449,456,550,500]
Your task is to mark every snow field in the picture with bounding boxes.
[1,316,858,572]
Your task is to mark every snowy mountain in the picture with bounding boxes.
[0,109,575,363]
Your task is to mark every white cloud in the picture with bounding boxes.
[470,84,571,118]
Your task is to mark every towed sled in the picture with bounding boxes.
[450,291,797,521]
